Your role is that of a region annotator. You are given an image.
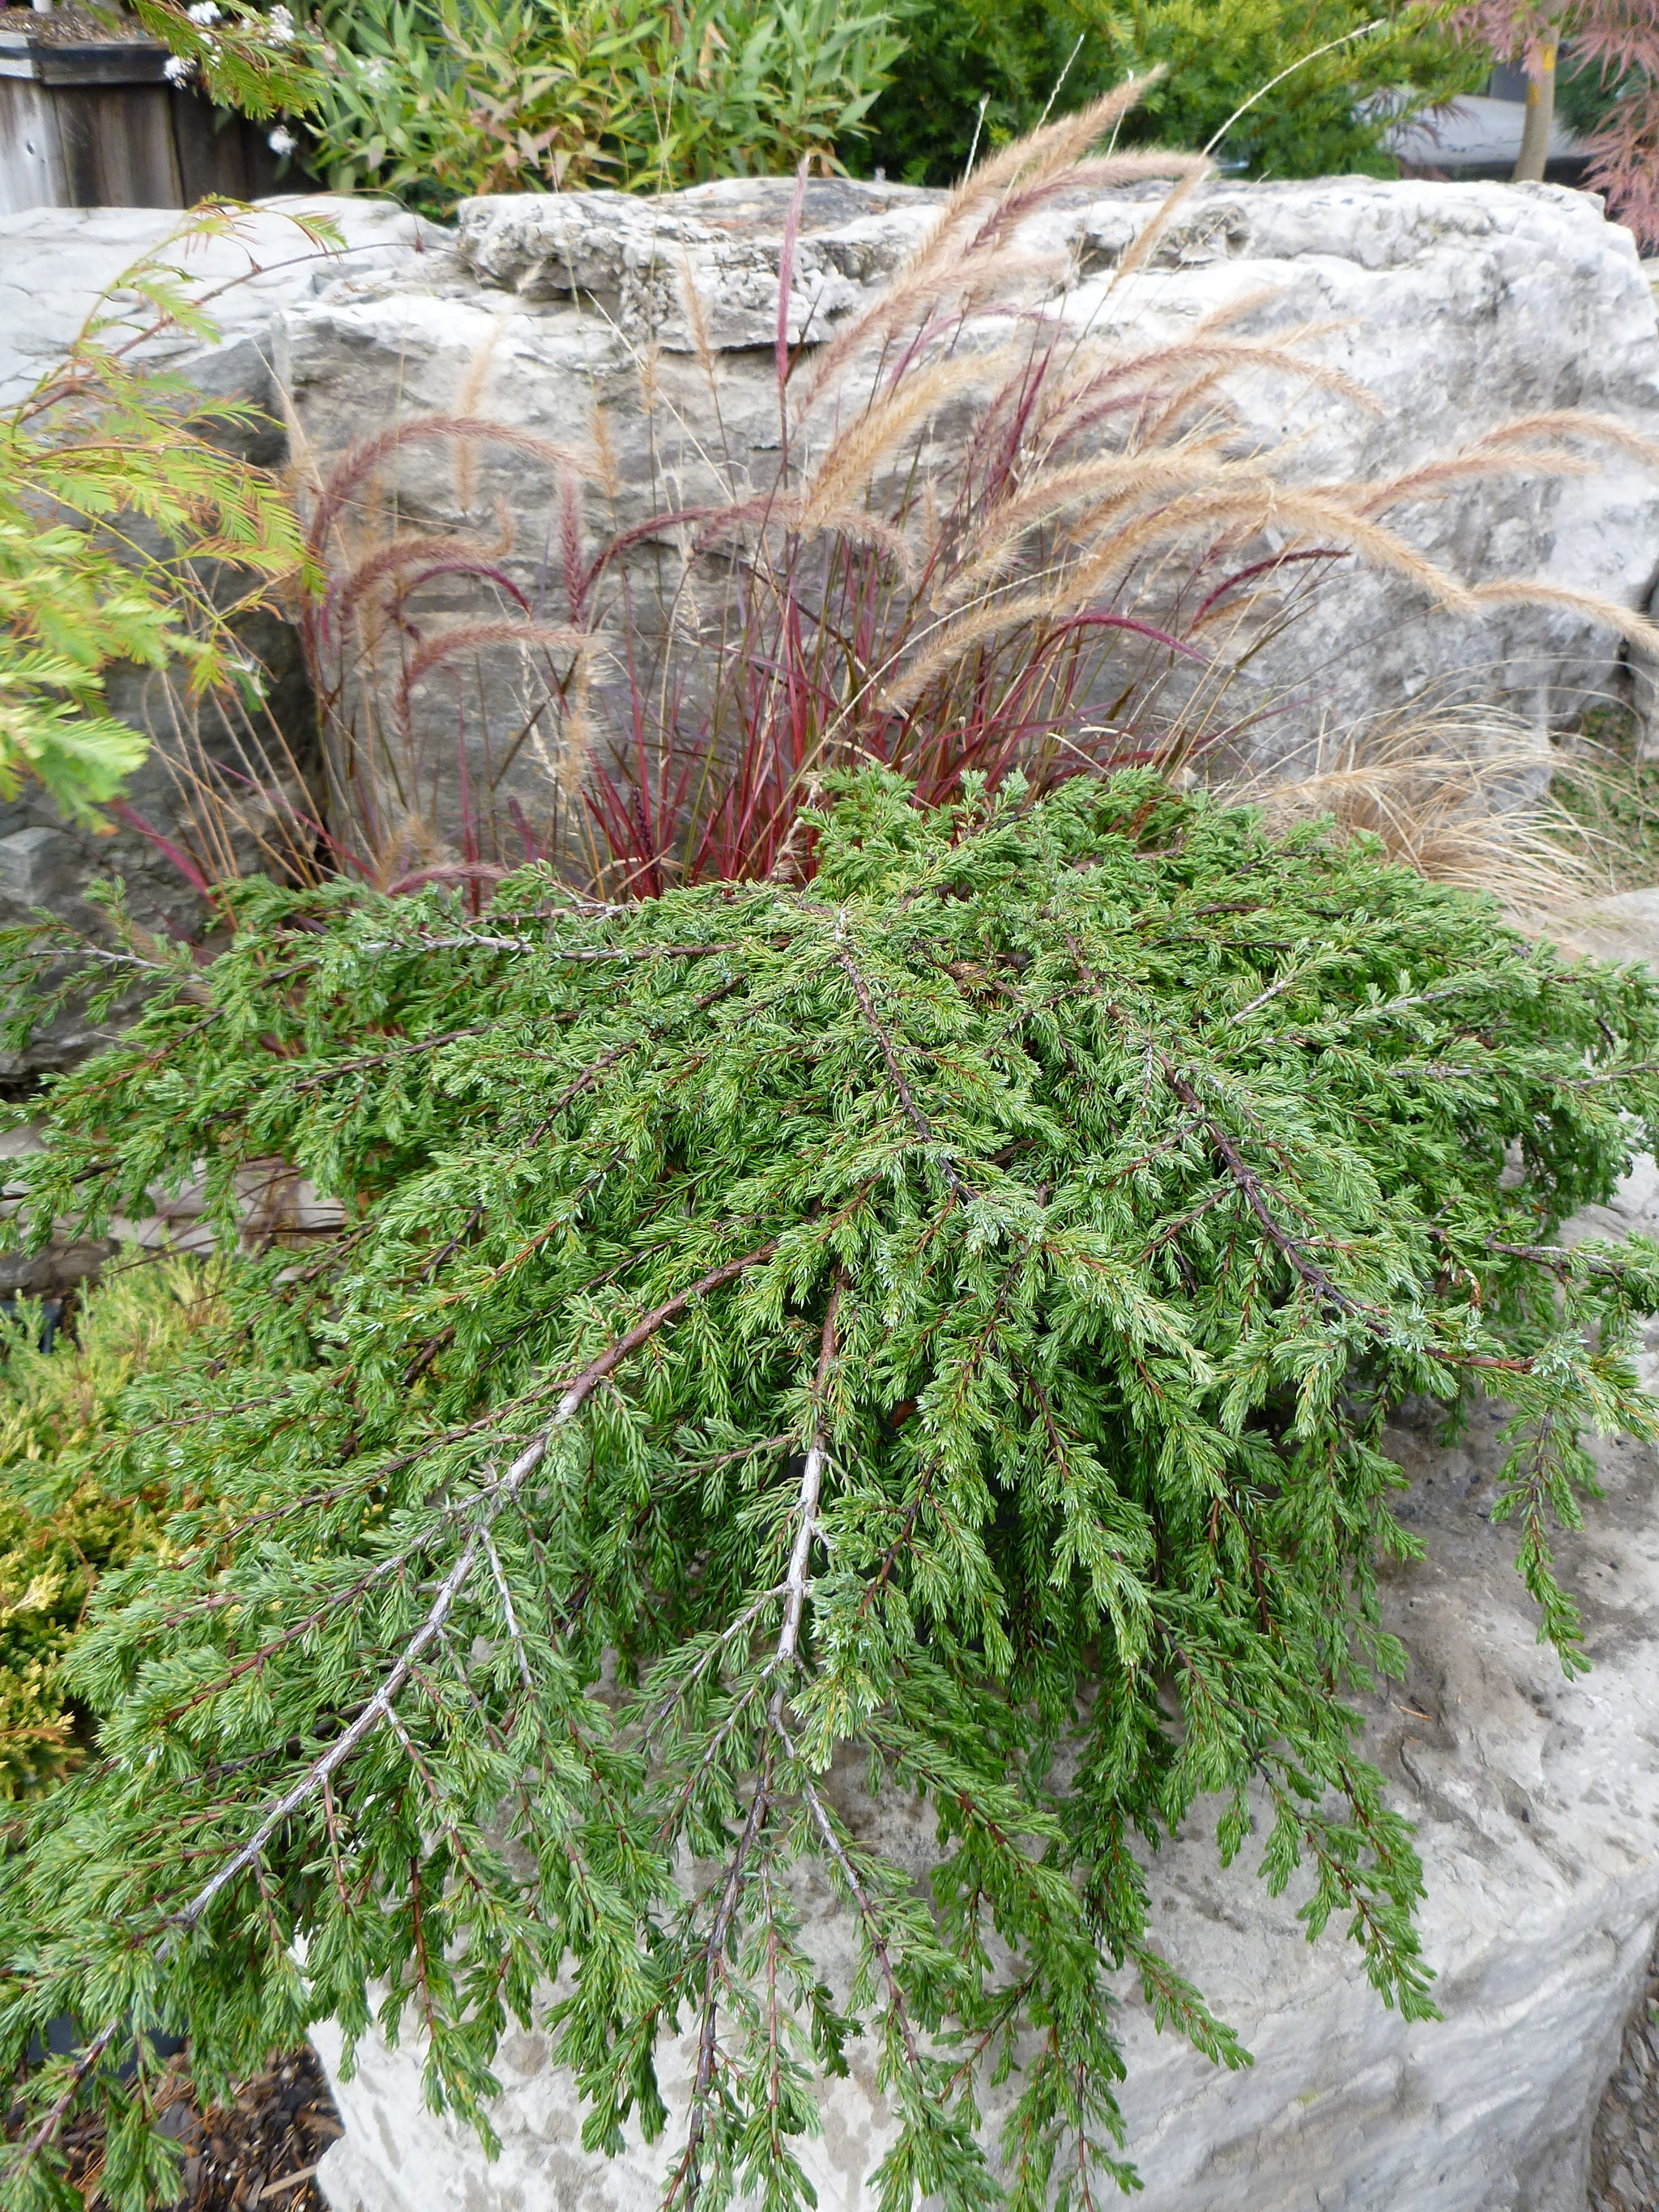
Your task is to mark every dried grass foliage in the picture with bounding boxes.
[1221,707,1594,923]
[135,83,1659,906]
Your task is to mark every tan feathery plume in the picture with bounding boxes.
[1222,706,1589,920]
[453,319,506,514]
[1067,480,1476,616]
[394,621,587,730]
[941,450,1236,607]
[800,350,1013,525]
[1471,409,1659,471]
[795,85,1183,416]
[1346,450,1597,515]
[1464,578,1659,656]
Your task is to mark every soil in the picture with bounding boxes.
[1589,1941,1659,2212]
[52,2044,342,2210]
[0,3,152,43]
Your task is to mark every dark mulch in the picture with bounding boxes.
[52,2045,342,2211]
[1590,1941,1659,2212]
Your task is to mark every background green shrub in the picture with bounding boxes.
[0,1255,220,1801]
[864,0,1482,187]
[305,0,904,208]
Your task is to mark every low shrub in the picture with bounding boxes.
[2,769,1658,2208]
[0,1255,220,1801]
[862,0,1482,188]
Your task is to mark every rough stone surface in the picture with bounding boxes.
[309,1160,1659,2212]
[450,175,938,350]
[0,197,437,411]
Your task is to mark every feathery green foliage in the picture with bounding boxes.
[3,769,1659,2210]
[0,1256,221,1802]
[0,206,329,824]
[124,0,327,123]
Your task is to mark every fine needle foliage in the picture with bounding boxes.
[119,0,327,125]
[3,769,1659,2210]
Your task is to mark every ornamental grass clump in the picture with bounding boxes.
[227,81,1657,907]
[3,769,1659,2209]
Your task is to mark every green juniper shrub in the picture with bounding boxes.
[0,1255,221,1802]
[864,0,1078,185]
[1089,0,1484,178]
[3,769,1659,2210]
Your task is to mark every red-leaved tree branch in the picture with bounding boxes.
[1445,1,1659,248]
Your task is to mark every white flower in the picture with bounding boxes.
[266,4,293,40]
[360,53,389,82]
[162,49,193,79]
[268,123,296,154]
[185,2,220,24]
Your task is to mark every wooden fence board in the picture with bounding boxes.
[0,28,290,211]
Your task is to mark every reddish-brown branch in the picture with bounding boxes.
[835,941,974,1201]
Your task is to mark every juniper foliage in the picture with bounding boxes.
[4,770,1659,2211]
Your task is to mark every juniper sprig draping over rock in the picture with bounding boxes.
[4,769,1659,2212]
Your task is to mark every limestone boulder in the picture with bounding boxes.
[309,1153,1659,2212]
[0,196,436,413]
[450,175,937,349]
[1047,178,1659,757]
[3,177,1659,1013]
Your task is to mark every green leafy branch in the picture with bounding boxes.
[0,204,339,825]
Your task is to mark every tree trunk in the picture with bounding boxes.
[1512,34,1559,183]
